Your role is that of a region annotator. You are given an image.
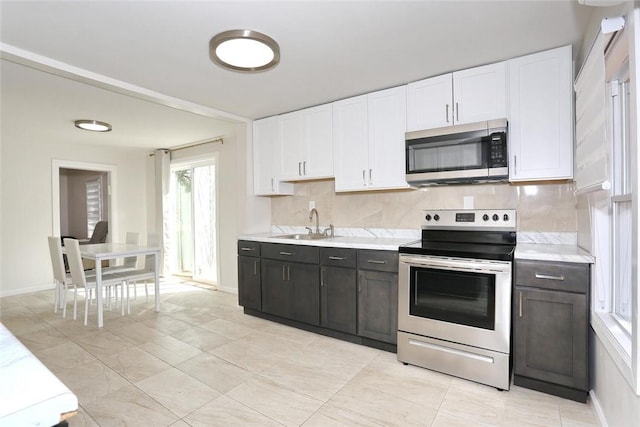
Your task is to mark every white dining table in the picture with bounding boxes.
[76,243,161,328]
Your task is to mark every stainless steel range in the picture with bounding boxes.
[398,209,516,390]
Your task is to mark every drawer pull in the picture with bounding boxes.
[535,273,565,281]
[279,251,293,256]
[329,256,345,260]
[240,247,253,251]
[367,260,386,264]
[519,292,523,317]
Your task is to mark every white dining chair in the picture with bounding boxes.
[98,231,140,306]
[64,238,129,325]
[48,236,99,318]
[129,232,158,303]
[48,236,75,318]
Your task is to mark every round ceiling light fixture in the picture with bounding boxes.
[74,119,112,132]
[209,29,280,72]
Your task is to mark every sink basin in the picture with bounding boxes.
[273,233,333,240]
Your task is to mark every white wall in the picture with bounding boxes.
[0,134,149,296]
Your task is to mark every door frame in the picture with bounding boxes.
[52,159,118,241]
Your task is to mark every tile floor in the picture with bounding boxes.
[0,280,600,426]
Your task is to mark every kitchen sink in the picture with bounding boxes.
[272,233,334,240]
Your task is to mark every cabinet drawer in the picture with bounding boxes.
[261,243,319,264]
[357,250,398,272]
[320,247,357,268]
[515,260,589,294]
[238,240,261,257]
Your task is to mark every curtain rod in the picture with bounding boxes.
[148,137,223,156]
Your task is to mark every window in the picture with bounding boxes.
[86,178,102,237]
[610,70,633,334]
[587,17,640,394]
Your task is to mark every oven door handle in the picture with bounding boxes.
[401,257,510,274]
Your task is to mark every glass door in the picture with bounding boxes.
[168,160,218,284]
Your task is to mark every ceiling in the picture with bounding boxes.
[0,1,598,150]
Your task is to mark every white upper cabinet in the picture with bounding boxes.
[334,86,408,192]
[279,104,334,181]
[406,74,452,130]
[508,45,573,182]
[407,62,507,131]
[333,95,369,191]
[253,117,293,196]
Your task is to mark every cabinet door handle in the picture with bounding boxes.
[253,261,258,275]
[519,291,523,317]
[279,251,293,256]
[369,169,373,185]
[535,273,565,281]
[287,265,291,281]
[298,162,302,176]
[362,170,366,186]
[513,155,517,176]
[320,268,324,287]
[271,178,275,192]
[303,161,307,175]
[446,104,450,123]
[367,260,386,264]
[282,265,286,281]
[455,102,459,122]
[329,256,345,260]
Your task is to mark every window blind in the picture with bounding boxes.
[575,33,609,193]
[86,178,102,237]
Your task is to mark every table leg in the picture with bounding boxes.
[96,259,104,328]
[154,251,160,312]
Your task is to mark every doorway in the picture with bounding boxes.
[167,158,218,285]
[52,160,117,241]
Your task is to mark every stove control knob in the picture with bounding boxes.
[503,213,510,222]
[483,214,489,221]
[425,214,432,221]
[492,214,499,221]
[433,214,440,221]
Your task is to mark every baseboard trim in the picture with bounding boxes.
[0,283,55,298]
[589,389,609,427]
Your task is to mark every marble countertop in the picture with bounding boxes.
[239,228,595,263]
[0,323,78,426]
[238,227,418,251]
[515,243,594,264]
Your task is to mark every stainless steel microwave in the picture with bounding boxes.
[405,118,508,186]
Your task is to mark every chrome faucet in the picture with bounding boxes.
[309,208,320,234]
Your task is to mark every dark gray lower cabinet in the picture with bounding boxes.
[513,259,590,402]
[320,247,357,334]
[260,244,320,326]
[238,255,261,310]
[238,241,399,349]
[237,241,261,310]
[357,250,398,345]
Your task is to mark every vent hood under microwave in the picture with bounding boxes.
[405,119,508,186]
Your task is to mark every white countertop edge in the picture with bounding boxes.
[238,232,417,251]
[515,243,594,264]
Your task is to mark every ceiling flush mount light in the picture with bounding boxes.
[74,119,112,132]
[209,29,280,72]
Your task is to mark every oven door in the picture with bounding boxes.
[398,254,512,353]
